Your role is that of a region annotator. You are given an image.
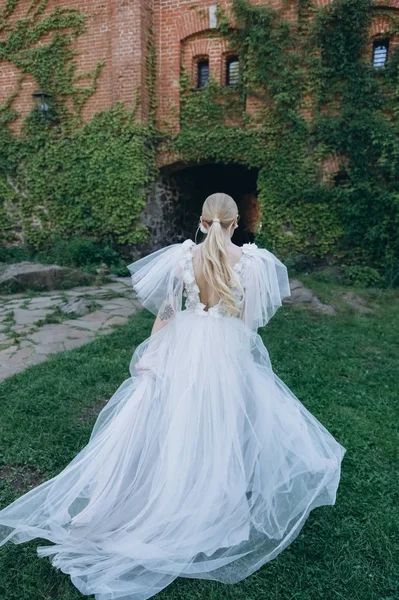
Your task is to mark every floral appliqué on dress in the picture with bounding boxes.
[181,239,256,318]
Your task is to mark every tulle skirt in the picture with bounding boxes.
[0,310,346,600]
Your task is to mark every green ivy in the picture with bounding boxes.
[2,0,399,285]
[0,104,157,246]
[0,1,104,125]
[0,2,157,247]
[169,0,399,283]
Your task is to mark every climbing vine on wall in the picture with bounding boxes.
[1,105,157,247]
[0,0,103,125]
[2,0,399,282]
[0,1,158,247]
[171,0,399,282]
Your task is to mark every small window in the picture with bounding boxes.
[373,39,389,68]
[226,56,239,86]
[334,170,350,187]
[197,60,209,88]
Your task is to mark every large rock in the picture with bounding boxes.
[340,291,373,314]
[285,279,314,303]
[0,262,94,292]
[284,279,337,315]
[61,297,93,316]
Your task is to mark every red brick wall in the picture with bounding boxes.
[1,0,152,133]
[1,0,398,142]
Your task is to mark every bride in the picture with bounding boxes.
[0,193,346,600]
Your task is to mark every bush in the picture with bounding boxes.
[0,235,129,277]
[341,265,384,288]
[34,235,128,276]
[0,246,31,264]
[383,262,399,289]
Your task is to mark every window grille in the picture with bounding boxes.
[226,56,239,86]
[197,60,209,88]
[373,39,389,68]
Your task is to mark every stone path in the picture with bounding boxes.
[0,277,141,382]
[0,273,373,383]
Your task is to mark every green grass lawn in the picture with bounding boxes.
[0,284,398,600]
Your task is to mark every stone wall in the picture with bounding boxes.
[136,175,186,254]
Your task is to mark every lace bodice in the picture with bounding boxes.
[181,239,256,318]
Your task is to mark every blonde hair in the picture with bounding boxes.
[197,192,243,316]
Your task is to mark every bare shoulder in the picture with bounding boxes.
[227,243,245,261]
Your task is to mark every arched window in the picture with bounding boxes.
[334,170,350,187]
[226,56,239,86]
[373,39,389,68]
[197,59,209,88]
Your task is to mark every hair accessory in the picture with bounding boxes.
[213,217,220,223]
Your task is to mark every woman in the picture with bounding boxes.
[0,193,346,600]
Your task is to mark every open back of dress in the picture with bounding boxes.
[190,244,244,310]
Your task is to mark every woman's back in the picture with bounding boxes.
[191,242,244,310]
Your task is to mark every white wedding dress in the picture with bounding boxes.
[0,239,346,600]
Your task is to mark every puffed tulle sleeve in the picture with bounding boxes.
[127,242,185,317]
[239,245,291,330]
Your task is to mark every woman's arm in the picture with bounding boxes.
[150,299,175,335]
[135,299,176,373]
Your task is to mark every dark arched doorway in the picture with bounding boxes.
[167,162,260,244]
[137,162,261,254]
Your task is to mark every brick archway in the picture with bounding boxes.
[138,162,260,252]
[176,9,215,41]
[168,162,260,244]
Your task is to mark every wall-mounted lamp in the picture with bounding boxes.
[32,90,52,118]
[32,90,61,130]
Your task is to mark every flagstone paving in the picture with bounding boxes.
[0,273,371,383]
[0,277,141,382]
